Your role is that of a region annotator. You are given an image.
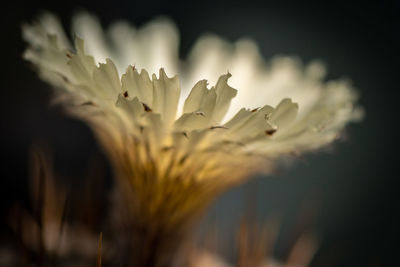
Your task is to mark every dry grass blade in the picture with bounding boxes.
[97,232,103,267]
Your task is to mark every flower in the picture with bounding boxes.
[22,11,362,266]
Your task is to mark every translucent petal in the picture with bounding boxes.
[210,73,237,124]
[152,68,180,127]
[269,98,299,130]
[92,58,121,100]
[121,67,153,106]
[116,95,145,126]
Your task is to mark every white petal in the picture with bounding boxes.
[152,68,180,127]
[38,12,71,49]
[224,105,275,141]
[121,66,153,106]
[116,95,145,126]
[92,58,121,100]
[183,80,216,116]
[174,112,208,132]
[269,98,299,130]
[210,73,237,124]
[107,17,179,75]
[72,12,111,64]
[68,38,97,84]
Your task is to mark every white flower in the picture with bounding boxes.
[22,12,362,231]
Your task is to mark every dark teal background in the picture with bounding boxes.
[1,1,398,266]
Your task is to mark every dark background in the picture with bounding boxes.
[1,0,399,266]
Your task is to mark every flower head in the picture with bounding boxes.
[22,12,362,236]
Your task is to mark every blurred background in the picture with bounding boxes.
[1,0,399,266]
